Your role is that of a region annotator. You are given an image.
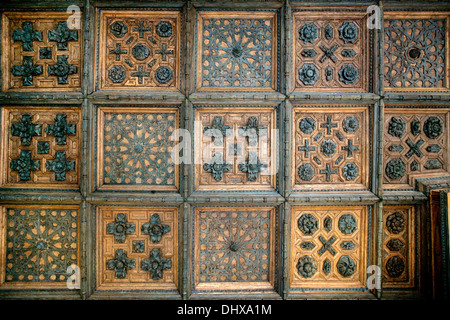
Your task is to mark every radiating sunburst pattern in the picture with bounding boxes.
[103,112,175,185]
[198,209,271,282]
[201,17,274,88]
[5,208,78,282]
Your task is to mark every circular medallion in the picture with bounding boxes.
[298,213,318,235]
[155,66,173,84]
[386,256,405,278]
[296,255,317,278]
[342,116,359,133]
[108,65,126,83]
[338,214,357,235]
[337,255,356,277]
[298,163,315,181]
[386,212,405,234]
[385,158,406,180]
[132,44,150,61]
[156,21,173,37]
[110,21,128,38]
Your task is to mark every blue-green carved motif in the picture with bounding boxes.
[39,47,52,59]
[46,114,76,145]
[45,151,75,181]
[299,23,318,43]
[11,56,43,86]
[12,21,43,51]
[48,21,78,50]
[37,141,50,154]
[47,55,77,85]
[238,151,266,181]
[5,207,78,282]
[141,249,172,280]
[203,152,232,182]
[103,112,176,186]
[204,116,232,146]
[10,150,40,181]
[107,249,136,279]
[11,114,42,146]
[141,214,170,244]
[106,213,136,243]
[238,116,267,147]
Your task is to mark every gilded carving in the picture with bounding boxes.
[98,10,180,90]
[384,14,448,90]
[293,10,369,92]
[196,108,276,191]
[3,12,82,91]
[383,109,449,188]
[96,207,178,290]
[291,206,368,289]
[194,207,276,291]
[293,107,369,190]
[1,107,81,188]
[96,107,178,191]
[382,206,415,288]
[196,11,278,91]
[1,205,79,289]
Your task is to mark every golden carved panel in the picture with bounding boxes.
[383,12,450,91]
[97,10,180,90]
[1,106,81,189]
[96,107,179,191]
[290,206,368,290]
[0,205,80,290]
[292,10,369,92]
[2,12,82,92]
[195,11,278,92]
[193,206,276,292]
[194,107,277,191]
[382,206,416,289]
[96,206,178,291]
[383,108,450,190]
[292,106,369,191]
